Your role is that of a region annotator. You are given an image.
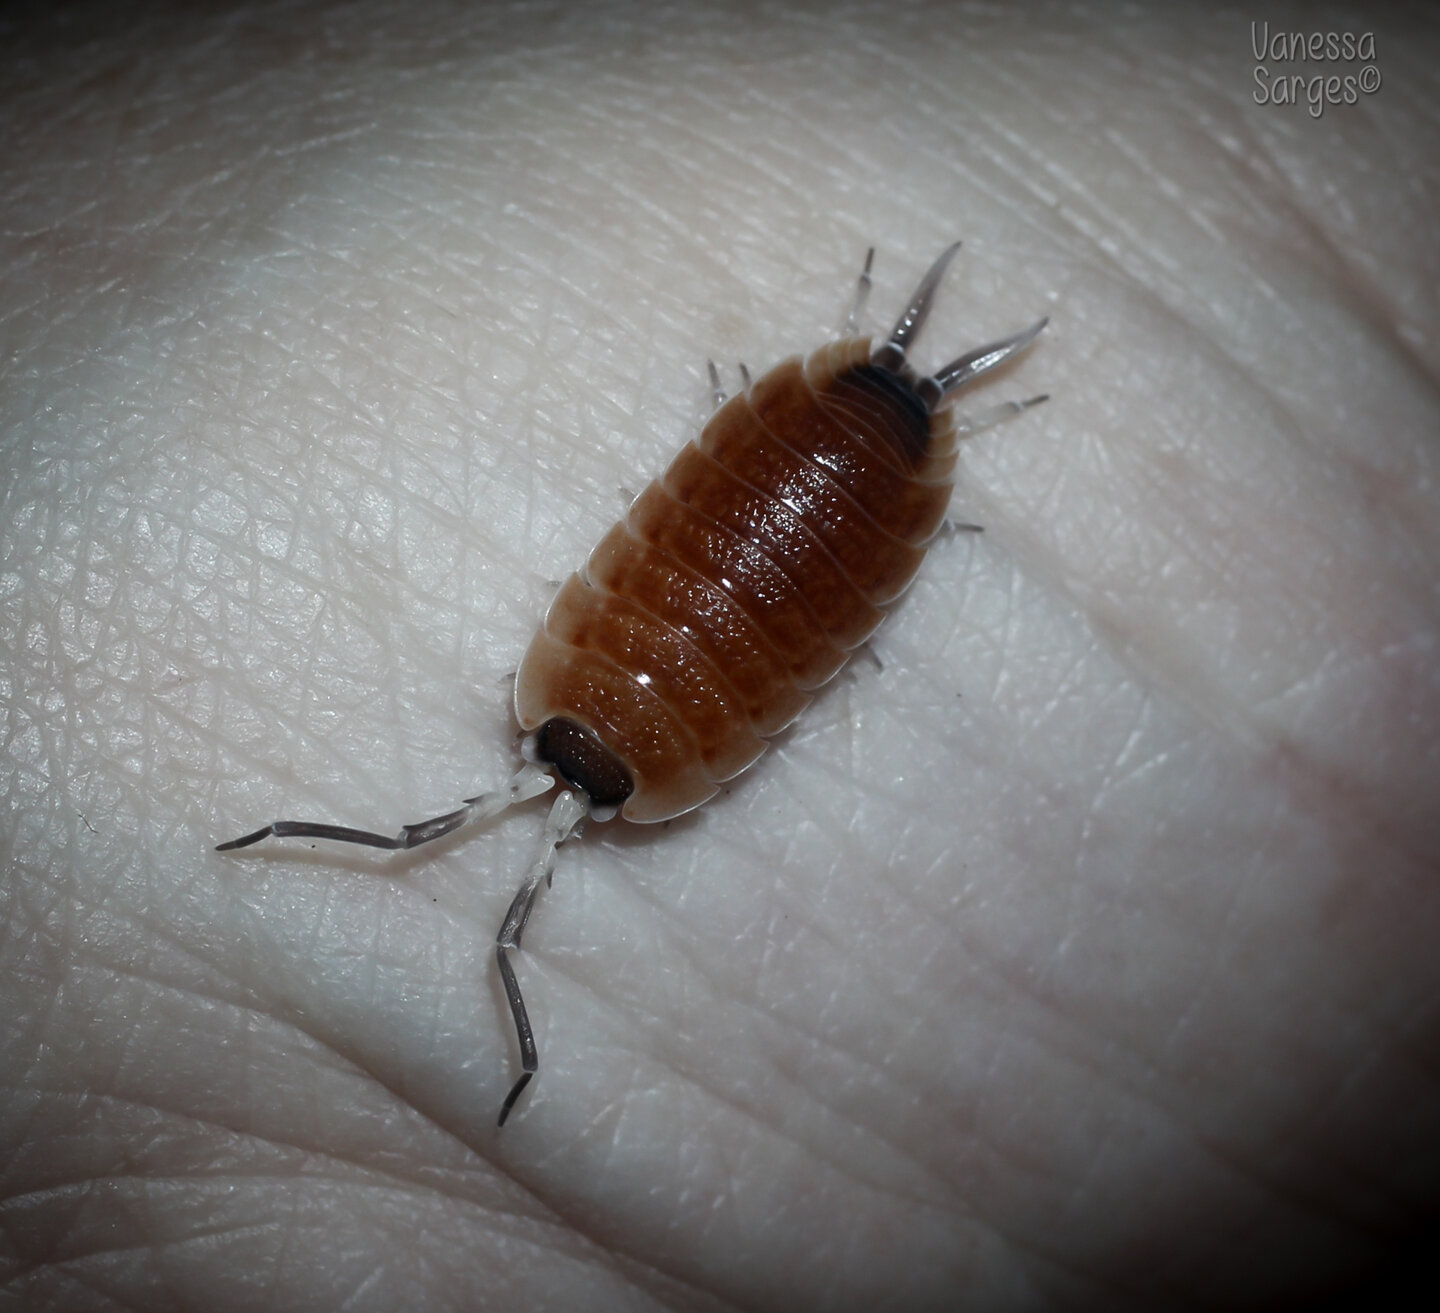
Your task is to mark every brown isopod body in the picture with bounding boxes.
[516,338,949,824]
[217,244,1048,1124]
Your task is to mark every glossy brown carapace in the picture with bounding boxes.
[516,337,959,821]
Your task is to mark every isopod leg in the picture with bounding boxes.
[955,392,1050,436]
[708,360,754,407]
[496,788,588,1125]
[843,246,875,336]
[939,394,1049,536]
[214,764,555,852]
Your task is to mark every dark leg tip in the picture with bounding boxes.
[497,1071,533,1127]
[215,827,274,851]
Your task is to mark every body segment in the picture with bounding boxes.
[514,338,959,822]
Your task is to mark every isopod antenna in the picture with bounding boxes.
[215,763,556,852]
[216,762,593,1125]
[495,788,588,1125]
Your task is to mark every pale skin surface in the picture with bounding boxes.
[2,2,1438,1309]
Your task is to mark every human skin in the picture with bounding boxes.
[2,1,1438,1309]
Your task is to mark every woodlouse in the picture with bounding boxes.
[217,244,1048,1124]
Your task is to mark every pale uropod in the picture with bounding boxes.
[217,245,1048,1124]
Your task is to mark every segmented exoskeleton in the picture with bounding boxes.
[218,244,1048,1124]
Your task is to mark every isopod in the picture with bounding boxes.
[217,244,1048,1124]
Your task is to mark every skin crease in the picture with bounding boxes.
[1,0,1438,1309]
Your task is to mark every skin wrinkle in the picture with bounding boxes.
[6,3,1440,1311]
[511,855,967,1217]
[500,1107,767,1313]
[1250,149,1430,387]
[7,1133,557,1240]
[1030,323,1437,864]
[942,909,1280,1204]
[760,779,1312,1283]
[1192,1113,1398,1247]
[1271,1051,1411,1218]
[513,871,1057,1304]
[32,973,587,1249]
[606,1022,917,1235]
